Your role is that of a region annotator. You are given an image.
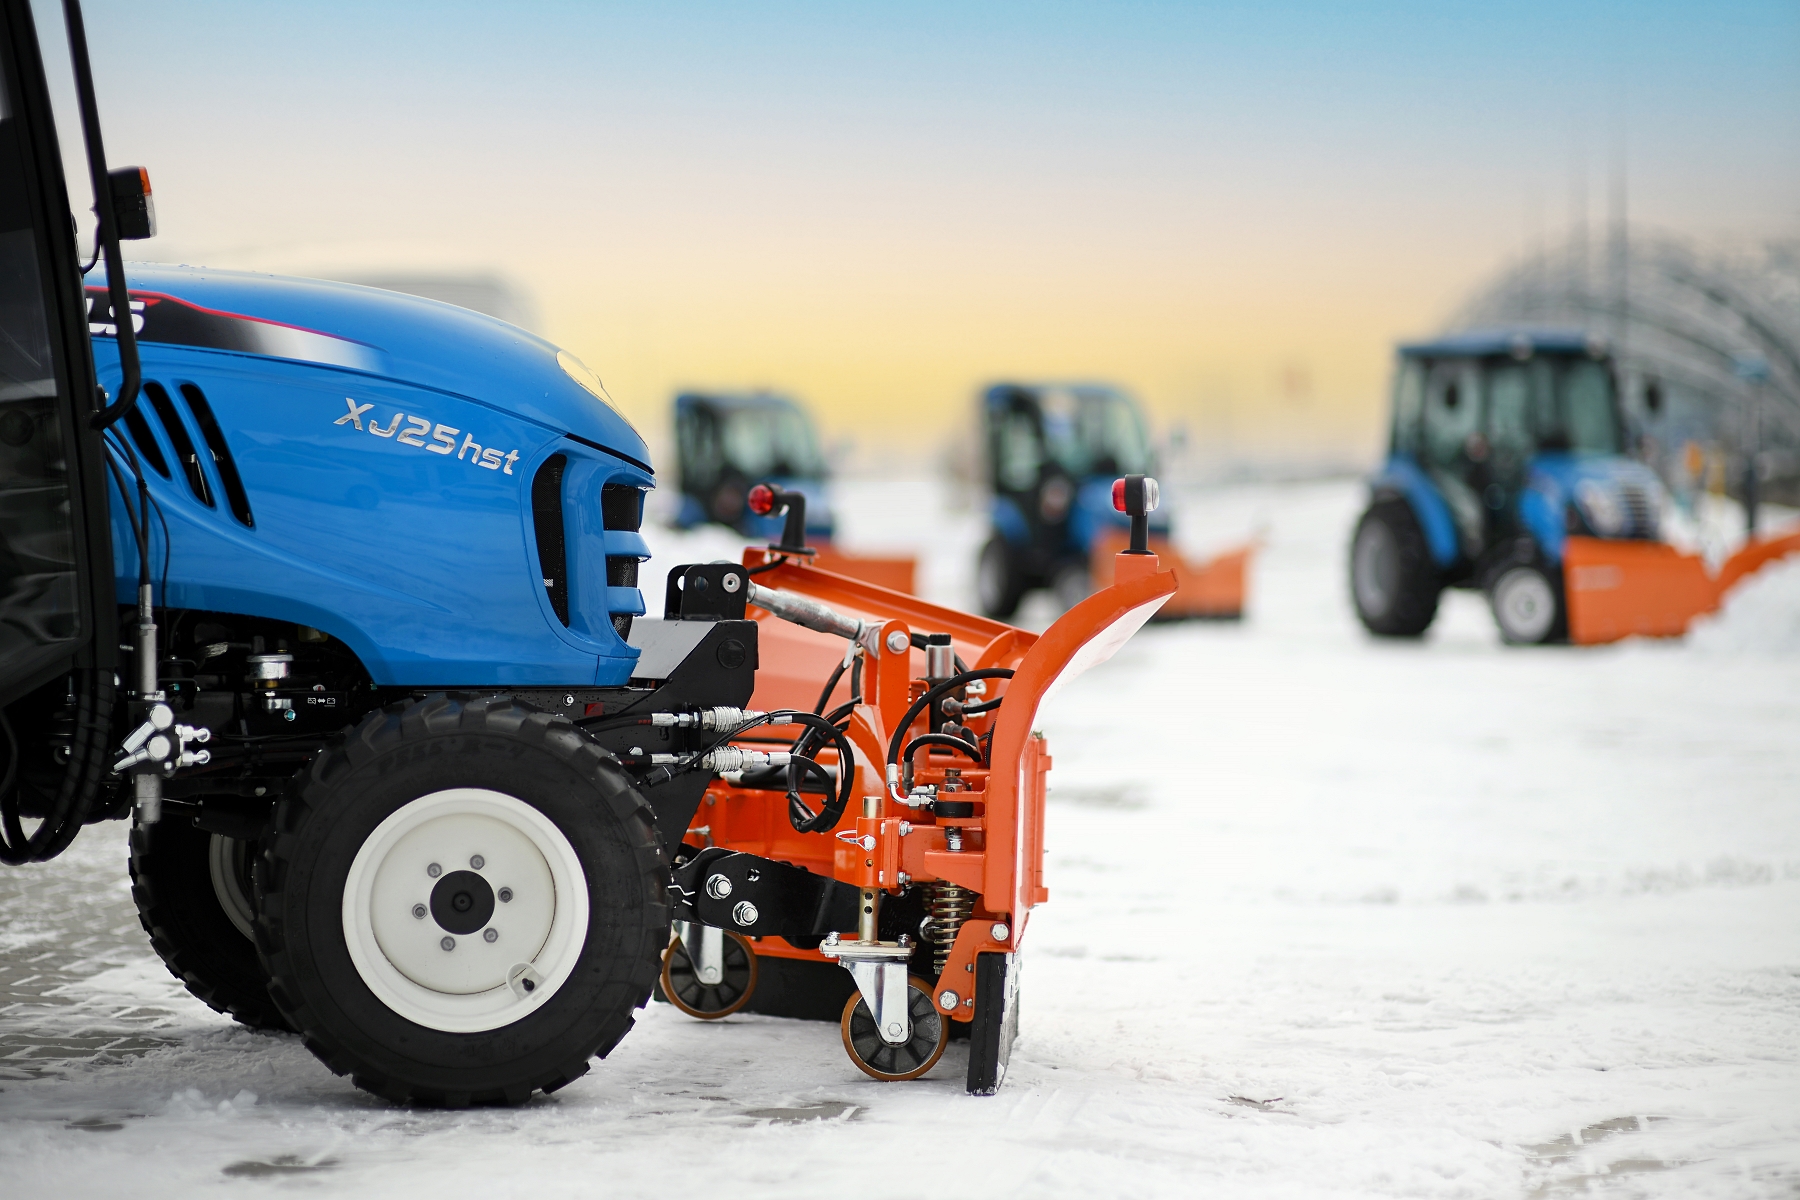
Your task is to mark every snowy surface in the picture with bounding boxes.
[3,479,1798,1199]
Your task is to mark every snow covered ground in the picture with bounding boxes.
[2,478,1797,1199]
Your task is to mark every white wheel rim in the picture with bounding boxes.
[208,834,257,941]
[1493,568,1556,643]
[341,788,588,1033]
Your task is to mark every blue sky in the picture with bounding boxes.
[38,1,1800,446]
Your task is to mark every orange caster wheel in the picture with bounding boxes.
[839,975,946,1081]
[662,924,757,1019]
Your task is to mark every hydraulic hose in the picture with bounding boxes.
[884,668,1014,767]
[902,732,984,770]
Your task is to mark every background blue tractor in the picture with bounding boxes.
[672,390,834,541]
[1351,330,1664,644]
[975,382,1167,618]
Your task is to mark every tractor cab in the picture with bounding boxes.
[976,383,1167,617]
[1352,330,1663,643]
[672,391,832,540]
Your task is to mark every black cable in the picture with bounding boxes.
[779,710,857,832]
[812,655,850,715]
[903,732,983,768]
[884,668,1015,767]
[80,222,101,274]
[745,556,788,575]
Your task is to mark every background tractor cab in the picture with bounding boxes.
[671,389,916,592]
[976,383,1166,617]
[977,382,1251,621]
[1351,330,1663,643]
[673,391,831,540]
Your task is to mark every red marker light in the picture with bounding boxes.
[746,483,775,515]
[1111,478,1127,512]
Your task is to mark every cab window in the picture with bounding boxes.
[0,49,81,666]
[1422,362,1479,469]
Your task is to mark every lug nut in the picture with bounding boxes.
[498,887,513,903]
[470,854,485,870]
[427,863,442,878]
[440,936,455,951]
[732,901,759,927]
[483,928,498,943]
[411,904,427,919]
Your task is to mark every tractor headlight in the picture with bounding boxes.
[1575,479,1624,536]
[557,350,620,414]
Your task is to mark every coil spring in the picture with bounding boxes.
[926,882,974,975]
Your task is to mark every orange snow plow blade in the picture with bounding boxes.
[1092,532,1251,619]
[809,546,917,594]
[1564,530,1800,644]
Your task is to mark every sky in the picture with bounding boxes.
[35,0,1800,465]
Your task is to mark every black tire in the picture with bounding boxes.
[130,818,292,1031]
[1488,561,1567,645]
[976,535,1026,620]
[255,694,668,1107]
[1349,499,1441,637]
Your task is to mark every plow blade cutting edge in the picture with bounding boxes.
[1563,530,1800,644]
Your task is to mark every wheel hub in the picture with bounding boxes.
[343,788,587,1031]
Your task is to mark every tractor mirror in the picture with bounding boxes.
[107,166,156,240]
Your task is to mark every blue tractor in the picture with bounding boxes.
[0,0,1045,1104]
[975,382,1166,618]
[1351,331,1663,644]
[671,390,833,541]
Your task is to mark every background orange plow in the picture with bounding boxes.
[1564,529,1800,644]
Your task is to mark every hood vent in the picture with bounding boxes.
[602,483,645,639]
[179,383,254,528]
[121,406,170,478]
[532,454,570,626]
[144,381,212,508]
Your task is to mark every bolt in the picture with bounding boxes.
[563,693,576,707]
[885,1021,905,1039]
[721,572,742,593]
[484,928,498,943]
[470,854,485,870]
[521,977,535,992]
[897,934,913,947]
[705,874,733,899]
[440,936,455,951]
[990,922,1010,942]
[498,887,514,903]
[427,862,442,878]
[732,900,760,927]
[898,822,912,836]
[897,871,911,884]
[282,709,296,722]
[412,904,427,919]
[939,990,959,1010]
[885,630,908,654]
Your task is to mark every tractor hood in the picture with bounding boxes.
[89,264,649,472]
[1521,452,1664,554]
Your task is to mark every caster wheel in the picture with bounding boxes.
[662,927,758,1019]
[839,976,946,1081]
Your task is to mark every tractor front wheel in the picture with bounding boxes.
[1489,563,1566,644]
[1350,500,1441,637]
[976,536,1026,620]
[256,695,668,1107]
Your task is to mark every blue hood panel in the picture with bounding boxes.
[91,265,649,469]
[89,265,654,687]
